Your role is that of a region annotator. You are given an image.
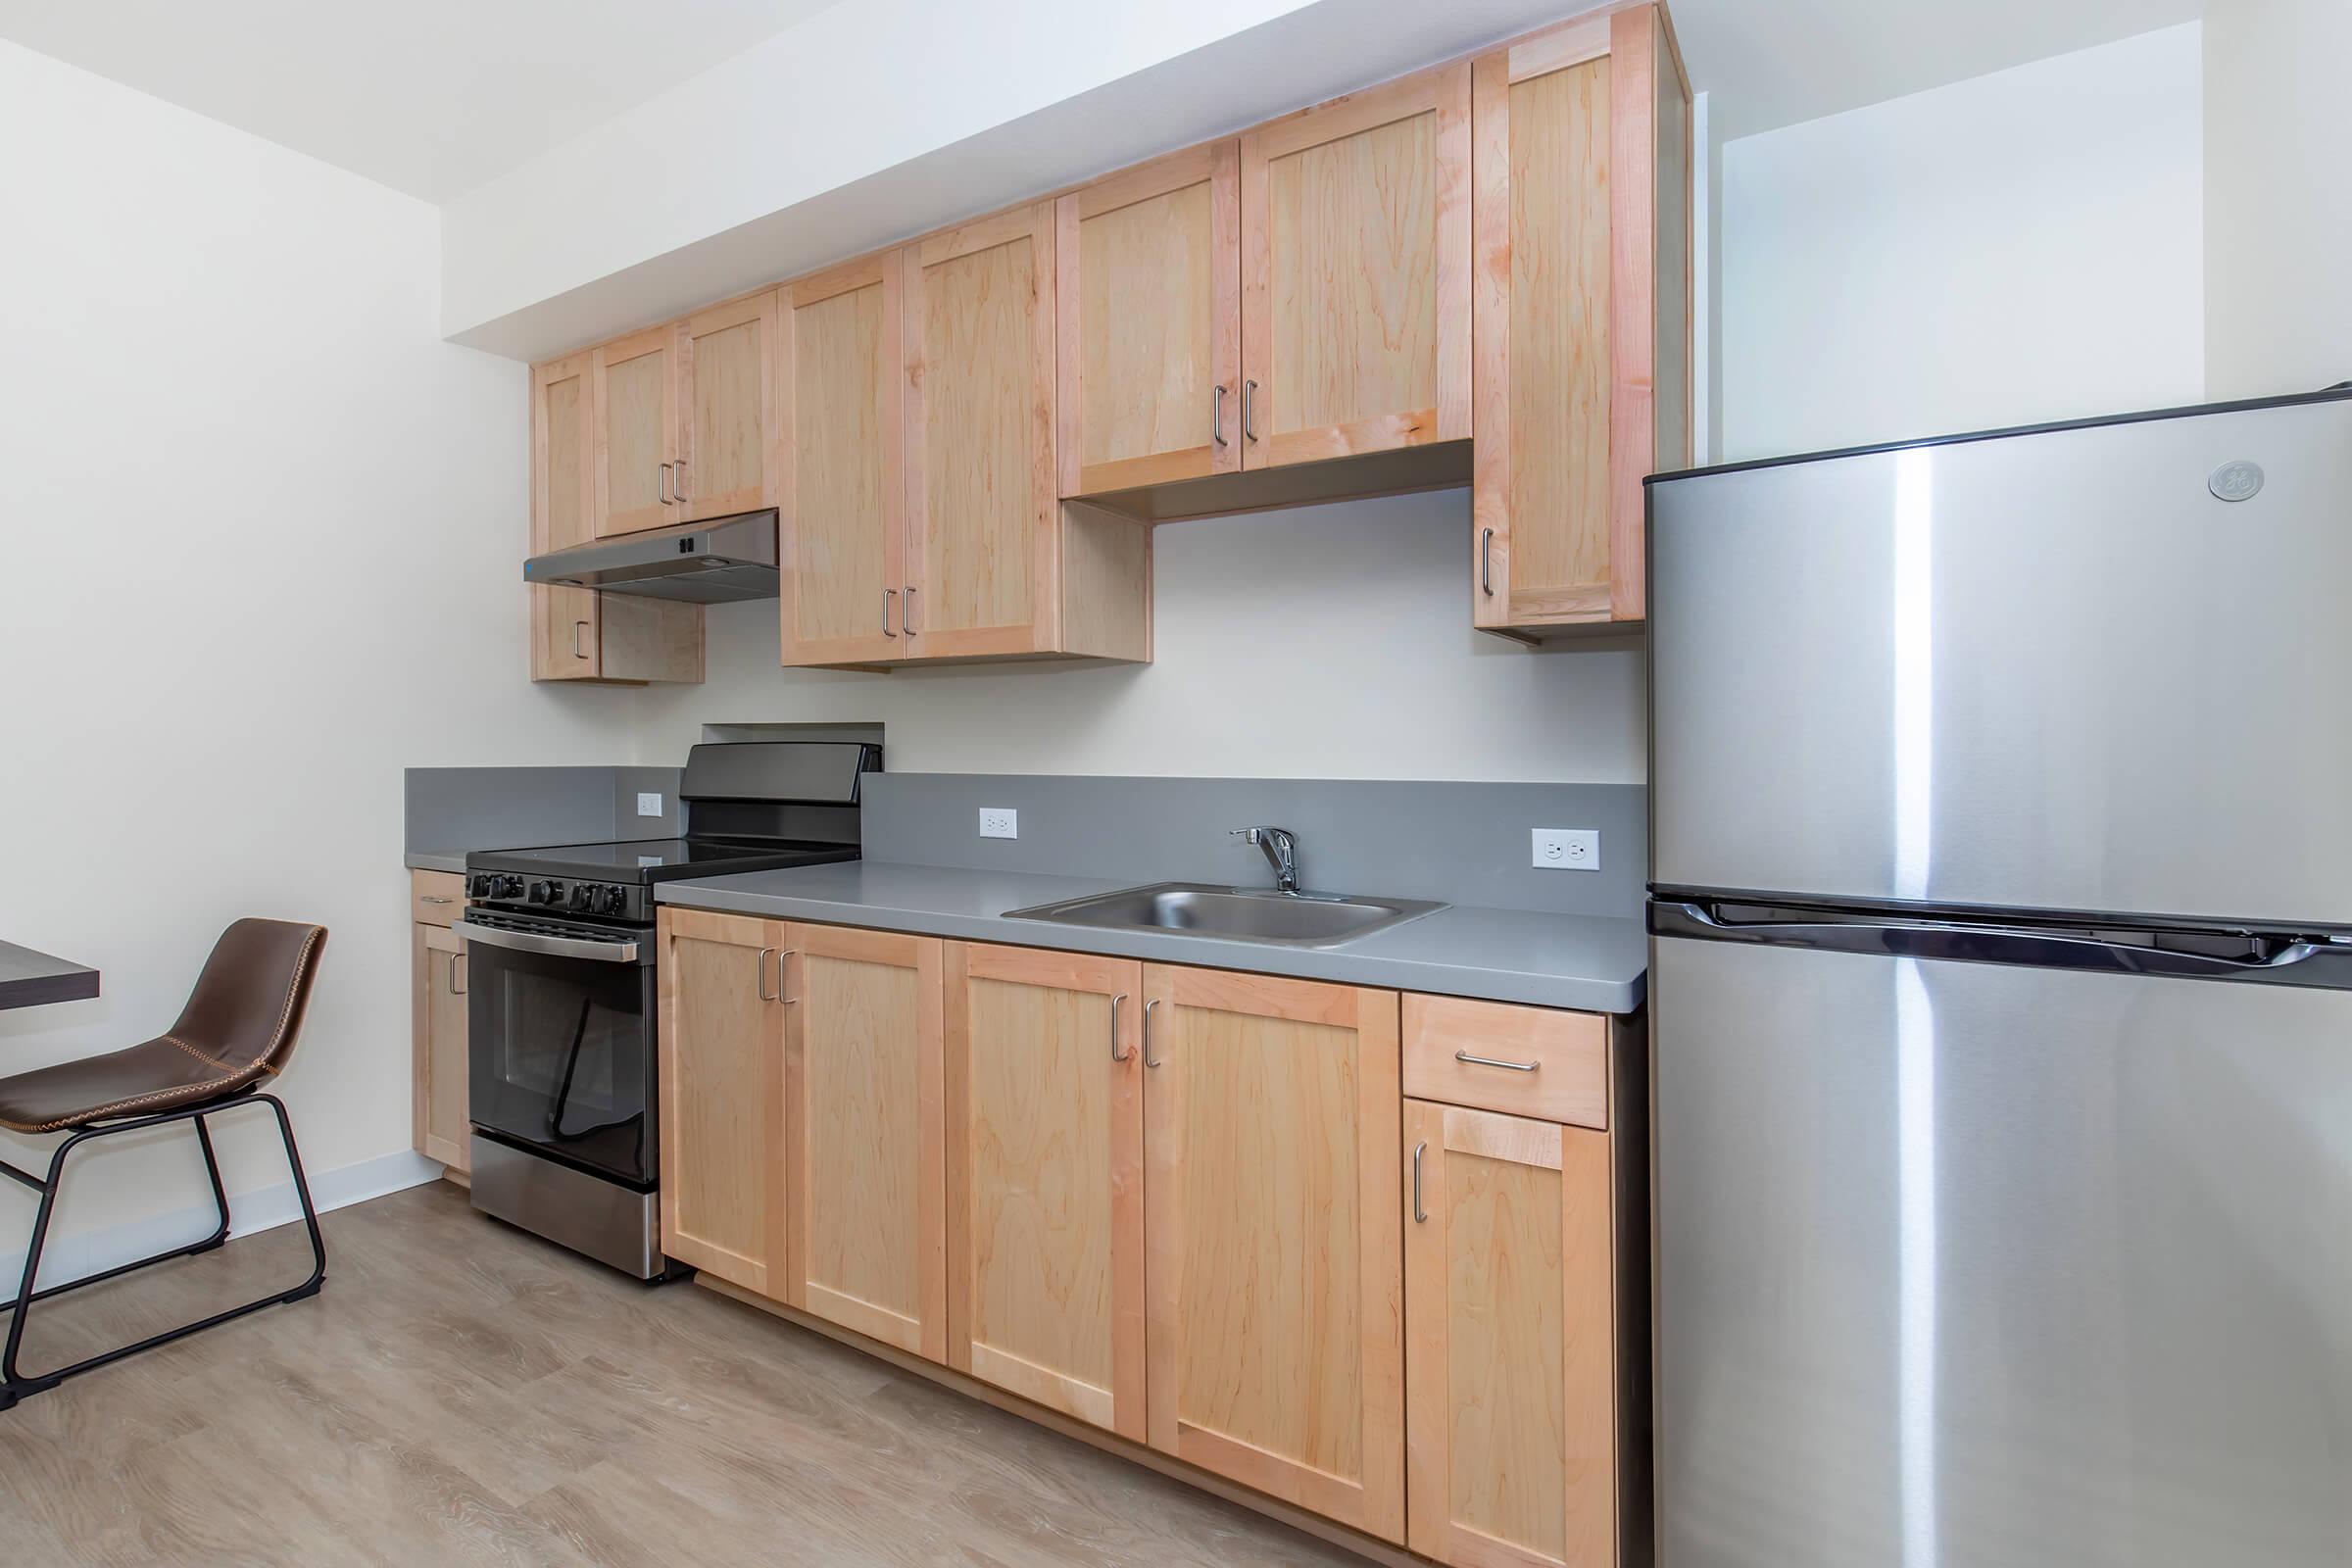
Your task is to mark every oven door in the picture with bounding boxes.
[457,913,659,1189]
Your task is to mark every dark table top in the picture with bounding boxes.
[0,941,100,1010]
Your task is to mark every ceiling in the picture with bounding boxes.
[0,0,2202,205]
[0,0,843,203]
[1672,0,2202,139]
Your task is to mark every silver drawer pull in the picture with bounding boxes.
[418,895,455,905]
[1412,1142,1427,1223]
[1455,1050,1539,1073]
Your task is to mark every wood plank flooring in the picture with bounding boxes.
[0,1180,1368,1566]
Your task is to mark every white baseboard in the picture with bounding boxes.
[0,1147,446,1294]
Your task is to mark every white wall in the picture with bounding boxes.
[633,490,1647,784]
[1717,24,2205,462]
[2203,0,2352,399]
[0,41,641,1274]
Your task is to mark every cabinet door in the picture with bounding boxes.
[1143,965,1405,1543]
[903,203,1058,660]
[1404,1100,1617,1568]
[779,252,906,666]
[677,292,781,523]
[530,352,603,680]
[944,944,1145,1439]
[1472,7,1690,631]
[1055,143,1240,497]
[592,323,678,538]
[1241,62,1470,471]
[411,923,470,1173]
[657,907,788,1295]
[783,924,947,1359]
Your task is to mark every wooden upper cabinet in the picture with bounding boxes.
[1055,143,1241,497]
[782,923,948,1361]
[1142,964,1405,1544]
[676,291,781,523]
[530,352,602,681]
[1241,61,1471,471]
[592,324,678,538]
[657,908,787,1296]
[779,252,906,666]
[1474,4,1691,633]
[1404,1099,1618,1568]
[944,943,1146,1440]
[904,203,1060,660]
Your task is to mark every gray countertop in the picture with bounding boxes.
[405,850,470,874]
[657,861,1646,1013]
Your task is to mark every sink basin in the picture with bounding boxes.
[1004,882,1447,950]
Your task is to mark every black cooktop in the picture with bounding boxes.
[467,837,856,885]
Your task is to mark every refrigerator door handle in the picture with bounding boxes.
[1653,900,2335,982]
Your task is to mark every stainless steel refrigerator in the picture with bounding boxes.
[1645,389,2352,1568]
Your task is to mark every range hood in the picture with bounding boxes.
[523,510,777,604]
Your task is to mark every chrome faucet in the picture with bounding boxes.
[1232,826,1300,894]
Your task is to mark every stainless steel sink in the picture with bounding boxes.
[1003,882,1446,950]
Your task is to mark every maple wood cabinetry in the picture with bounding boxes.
[661,915,1645,1560]
[529,351,704,685]
[779,923,947,1359]
[944,943,1147,1440]
[408,871,469,1177]
[1473,4,1691,635]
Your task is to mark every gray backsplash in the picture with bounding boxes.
[863,774,1644,917]
[405,765,682,853]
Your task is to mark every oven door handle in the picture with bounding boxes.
[452,918,641,964]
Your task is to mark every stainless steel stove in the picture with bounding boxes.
[453,740,877,1276]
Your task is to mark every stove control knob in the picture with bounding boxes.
[529,880,561,906]
[494,875,525,900]
[597,885,630,916]
[467,874,493,899]
[568,883,595,911]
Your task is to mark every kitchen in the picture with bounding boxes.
[0,2,2340,1565]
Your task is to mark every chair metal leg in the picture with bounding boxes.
[0,1093,327,1409]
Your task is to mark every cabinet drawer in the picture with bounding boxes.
[1402,994,1606,1129]
[410,869,466,928]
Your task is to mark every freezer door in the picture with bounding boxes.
[1653,931,2352,1568]
[1650,395,2352,926]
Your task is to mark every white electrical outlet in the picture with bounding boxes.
[979,808,1019,840]
[635,792,663,817]
[1532,828,1599,871]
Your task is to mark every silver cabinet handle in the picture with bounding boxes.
[756,947,777,1002]
[1143,998,1162,1068]
[1111,993,1131,1062]
[673,458,688,505]
[779,950,799,1004]
[1243,379,1258,443]
[1212,384,1228,448]
[419,895,456,905]
[903,586,918,636]
[882,587,899,637]
[573,619,590,660]
[659,462,674,505]
[1455,1050,1540,1073]
[1480,528,1494,597]
[1412,1141,1427,1223]
[448,951,467,997]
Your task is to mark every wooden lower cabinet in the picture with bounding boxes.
[944,943,1147,1439]
[782,923,948,1360]
[410,921,470,1175]
[1404,1099,1617,1568]
[658,908,788,1295]
[1142,963,1407,1544]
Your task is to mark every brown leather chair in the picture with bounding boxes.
[0,918,329,1409]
